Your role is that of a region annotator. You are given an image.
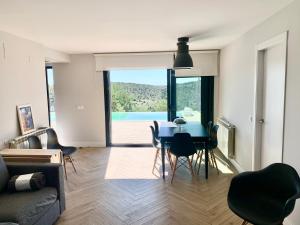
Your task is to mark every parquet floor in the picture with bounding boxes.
[55,147,244,225]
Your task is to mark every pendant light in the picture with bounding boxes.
[173,37,193,69]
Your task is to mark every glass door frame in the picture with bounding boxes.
[104,70,169,147]
[168,70,214,127]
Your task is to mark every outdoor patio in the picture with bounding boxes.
[111,121,153,144]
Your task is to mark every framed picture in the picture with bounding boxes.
[17,104,35,135]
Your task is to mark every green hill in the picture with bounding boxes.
[111,81,200,112]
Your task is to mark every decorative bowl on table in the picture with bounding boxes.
[173,118,187,131]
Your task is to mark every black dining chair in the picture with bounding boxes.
[195,124,219,175]
[207,121,213,136]
[150,125,161,174]
[193,121,214,166]
[228,163,300,225]
[169,133,197,183]
[28,135,43,149]
[46,128,77,179]
[153,120,159,140]
[150,126,173,173]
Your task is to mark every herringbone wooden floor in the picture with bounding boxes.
[55,147,244,225]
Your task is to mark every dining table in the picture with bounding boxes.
[158,121,210,179]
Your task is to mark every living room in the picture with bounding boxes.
[1,1,300,225]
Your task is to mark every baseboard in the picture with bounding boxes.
[66,141,106,148]
[229,158,245,173]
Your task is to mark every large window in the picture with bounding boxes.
[45,66,56,128]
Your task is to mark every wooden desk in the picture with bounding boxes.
[0,149,62,164]
[159,122,209,179]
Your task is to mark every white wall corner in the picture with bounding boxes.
[44,47,70,63]
[229,159,245,173]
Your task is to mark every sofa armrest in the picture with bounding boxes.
[6,162,65,213]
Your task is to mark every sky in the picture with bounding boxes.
[110,69,199,85]
[47,68,54,86]
[110,69,167,85]
[47,68,200,86]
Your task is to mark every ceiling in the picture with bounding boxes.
[0,0,294,54]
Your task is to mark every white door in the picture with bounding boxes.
[260,42,286,168]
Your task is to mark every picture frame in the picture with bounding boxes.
[17,104,35,135]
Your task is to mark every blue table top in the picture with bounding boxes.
[158,122,209,139]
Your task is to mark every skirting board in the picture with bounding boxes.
[229,159,245,173]
[66,142,106,148]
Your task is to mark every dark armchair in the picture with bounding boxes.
[0,156,65,225]
[227,163,300,225]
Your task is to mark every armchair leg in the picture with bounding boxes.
[69,155,77,174]
[167,149,174,170]
[63,157,68,180]
[211,151,219,175]
[194,150,200,168]
[187,157,194,176]
[241,220,248,225]
[171,157,178,184]
[209,153,214,167]
[152,149,160,174]
[197,150,204,175]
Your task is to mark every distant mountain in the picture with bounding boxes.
[111,81,200,112]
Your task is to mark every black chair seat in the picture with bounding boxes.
[228,193,287,225]
[194,142,205,149]
[61,146,76,156]
[46,128,78,179]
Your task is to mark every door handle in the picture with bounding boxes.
[258,119,265,124]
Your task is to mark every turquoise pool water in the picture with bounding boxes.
[51,112,168,121]
[112,112,167,121]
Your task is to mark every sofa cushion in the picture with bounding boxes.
[0,187,57,225]
[8,172,46,192]
[0,156,9,192]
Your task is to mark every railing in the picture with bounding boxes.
[8,128,49,149]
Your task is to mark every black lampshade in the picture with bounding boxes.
[173,37,193,69]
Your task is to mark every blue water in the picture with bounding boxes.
[51,111,168,121]
[112,112,167,121]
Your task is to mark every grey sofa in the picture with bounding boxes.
[0,156,65,225]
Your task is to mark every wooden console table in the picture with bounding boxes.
[0,149,62,164]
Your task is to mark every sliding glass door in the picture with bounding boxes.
[169,72,214,127]
[105,69,168,146]
[103,69,214,147]
[175,77,201,122]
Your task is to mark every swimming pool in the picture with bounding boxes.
[112,112,167,121]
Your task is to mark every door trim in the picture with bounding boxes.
[252,31,288,170]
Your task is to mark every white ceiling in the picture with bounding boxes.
[0,0,294,54]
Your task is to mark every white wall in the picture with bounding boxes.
[0,31,49,147]
[53,55,106,147]
[219,1,300,223]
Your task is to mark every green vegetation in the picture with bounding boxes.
[111,82,167,112]
[176,79,201,112]
[111,80,201,113]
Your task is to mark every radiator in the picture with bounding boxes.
[8,128,48,149]
[217,118,235,159]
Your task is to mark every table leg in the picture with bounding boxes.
[205,148,208,179]
[161,141,166,180]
